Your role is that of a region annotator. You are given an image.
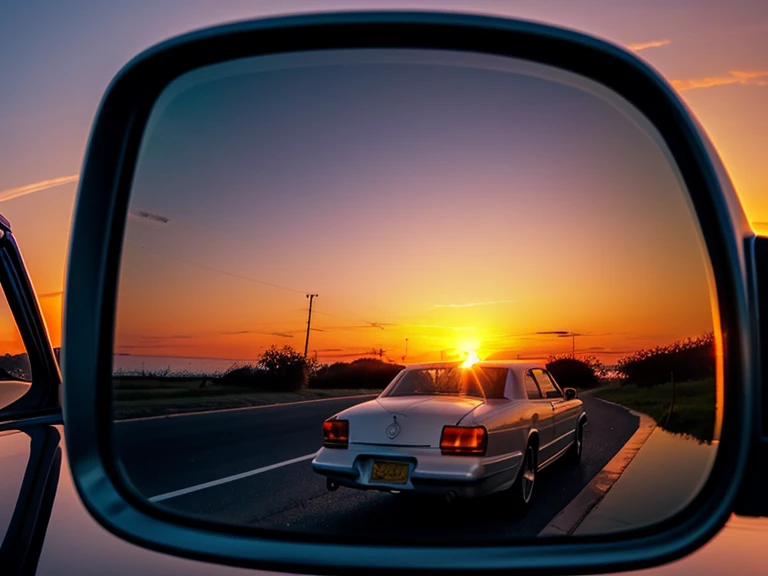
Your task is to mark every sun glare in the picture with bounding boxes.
[461,350,480,369]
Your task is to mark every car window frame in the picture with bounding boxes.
[0,216,61,425]
[532,369,564,399]
[523,369,544,400]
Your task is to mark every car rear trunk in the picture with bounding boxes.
[347,396,484,447]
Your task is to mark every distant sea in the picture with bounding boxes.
[113,354,256,376]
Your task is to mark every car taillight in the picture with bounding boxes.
[440,426,487,456]
[323,419,349,448]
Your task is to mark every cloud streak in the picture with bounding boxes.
[627,39,671,52]
[0,175,79,202]
[400,324,475,332]
[672,70,768,92]
[433,300,516,309]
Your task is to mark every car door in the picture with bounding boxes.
[523,370,557,464]
[531,369,573,459]
[546,369,583,439]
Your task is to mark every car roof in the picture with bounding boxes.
[402,360,545,371]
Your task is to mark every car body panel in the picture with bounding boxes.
[343,396,485,447]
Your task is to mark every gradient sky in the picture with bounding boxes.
[0,0,766,360]
[111,49,713,364]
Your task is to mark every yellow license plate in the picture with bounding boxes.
[371,460,409,484]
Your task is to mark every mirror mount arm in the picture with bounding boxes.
[0,215,62,420]
[734,235,768,516]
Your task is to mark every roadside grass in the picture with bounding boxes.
[113,377,380,420]
[586,378,715,443]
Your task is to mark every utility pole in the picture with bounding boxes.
[572,334,576,355]
[403,338,409,362]
[304,293,318,358]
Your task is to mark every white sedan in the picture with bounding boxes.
[312,360,587,507]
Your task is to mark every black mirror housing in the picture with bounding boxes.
[62,10,762,575]
[565,388,578,401]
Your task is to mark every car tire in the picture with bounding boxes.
[510,443,537,512]
[569,421,584,464]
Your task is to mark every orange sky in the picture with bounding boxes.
[109,49,715,366]
[0,1,765,366]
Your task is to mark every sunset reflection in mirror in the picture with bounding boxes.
[111,48,721,539]
[115,50,715,373]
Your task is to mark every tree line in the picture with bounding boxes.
[547,333,715,390]
[219,346,403,392]
[126,331,716,394]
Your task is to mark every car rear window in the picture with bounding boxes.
[383,366,508,399]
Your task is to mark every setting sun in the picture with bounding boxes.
[461,350,481,369]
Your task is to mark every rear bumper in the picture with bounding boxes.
[312,444,523,498]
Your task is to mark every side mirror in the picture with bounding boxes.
[565,388,577,401]
[63,10,763,576]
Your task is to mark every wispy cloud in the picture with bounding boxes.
[627,39,671,52]
[117,343,193,350]
[218,329,294,338]
[400,324,475,332]
[672,70,768,92]
[312,324,393,332]
[433,300,516,309]
[0,175,79,202]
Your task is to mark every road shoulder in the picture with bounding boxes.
[539,401,656,537]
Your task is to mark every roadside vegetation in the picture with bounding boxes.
[548,334,716,443]
[588,378,715,442]
[115,335,718,438]
[113,346,403,420]
[546,355,605,390]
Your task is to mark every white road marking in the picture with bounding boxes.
[148,452,318,503]
[117,393,377,423]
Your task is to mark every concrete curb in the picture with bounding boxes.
[538,401,657,537]
[114,393,378,423]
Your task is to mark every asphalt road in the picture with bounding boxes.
[114,395,638,541]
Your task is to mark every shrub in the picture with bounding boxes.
[310,358,403,390]
[219,364,266,388]
[617,333,715,387]
[258,345,309,392]
[219,345,309,392]
[546,355,604,390]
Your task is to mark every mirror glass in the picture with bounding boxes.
[112,49,720,542]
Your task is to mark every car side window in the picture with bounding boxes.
[524,371,542,399]
[0,285,31,410]
[532,369,562,399]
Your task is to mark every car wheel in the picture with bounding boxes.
[569,421,584,464]
[511,443,537,511]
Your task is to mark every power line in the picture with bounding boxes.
[134,244,308,294]
[130,244,394,330]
